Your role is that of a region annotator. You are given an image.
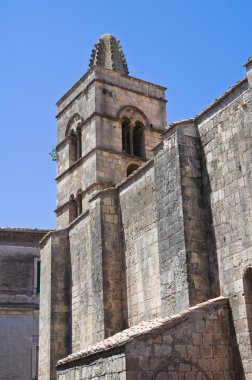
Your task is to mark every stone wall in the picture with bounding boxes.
[118,162,161,327]
[56,152,96,224]
[57,118,97,175]
[69,213,96,350]
[0,313,39,380]
[0,245,37,295]
[58,351,126,380]
[154,133,189,316]
[57,297,239,380]
[96,150,146,187]
[39,230,70,380]
[68,191,123,352]
[99,190,123,337]
[153,127,210,317]
[56,71,96,142]
[197,76,252,377]
[38,236,52,380]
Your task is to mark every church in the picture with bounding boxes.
[37,34,252,379]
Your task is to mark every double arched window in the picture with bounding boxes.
[69,127,82,164]
[119,107,147,158]
[69,190,83,223]
[66,114,83,166]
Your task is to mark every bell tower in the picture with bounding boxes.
[55,34,167,229]
[39,34,167,380]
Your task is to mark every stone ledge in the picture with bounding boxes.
[56,65,166,110]
[57,296,228,367]
[0,227,51,242]
[56,146,148,182]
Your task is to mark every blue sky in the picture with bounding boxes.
[0,0,251,229]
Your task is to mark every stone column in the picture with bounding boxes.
[76,128,82,160]
[129,126,134,155]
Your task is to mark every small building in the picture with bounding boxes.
[0,228,49,380]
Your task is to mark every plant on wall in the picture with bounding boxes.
[49,146,58,162]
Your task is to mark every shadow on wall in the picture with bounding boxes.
[118,200,129,330]
[229,305,246,380]
[199,137,220,299]
[243,267,252,350]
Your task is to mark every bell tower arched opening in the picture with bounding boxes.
[122,117,131,155]
[133,122,145,157]
[119,106,148,159]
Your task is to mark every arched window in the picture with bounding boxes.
[127,163,139,177]
[133,122,145,157]
[243,267,252,347]
[119,107,147,158]
[122,117,131,155]
[69,195,78,223]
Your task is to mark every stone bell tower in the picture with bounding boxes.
[38,34,167,380]
[55,33,167,229]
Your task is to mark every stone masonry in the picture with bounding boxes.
[38,34,252,379]
[57,297,239,380]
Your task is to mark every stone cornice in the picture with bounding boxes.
[0,304,39,315]
[68,210,90,232]
[0,228,51,242]
[55,182,110,214]
[56,146,148,182]
[56,112,117,150]
[56,68,166,119]
[56,66,166,110]
[56,112,164,151]
[116,158,154,191]
[89,187,117,203]
[89,158,154,201]
[40,211,90,246]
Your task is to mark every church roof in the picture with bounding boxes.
[89,34,129,75]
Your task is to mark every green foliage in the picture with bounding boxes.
[49,147,58,162]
